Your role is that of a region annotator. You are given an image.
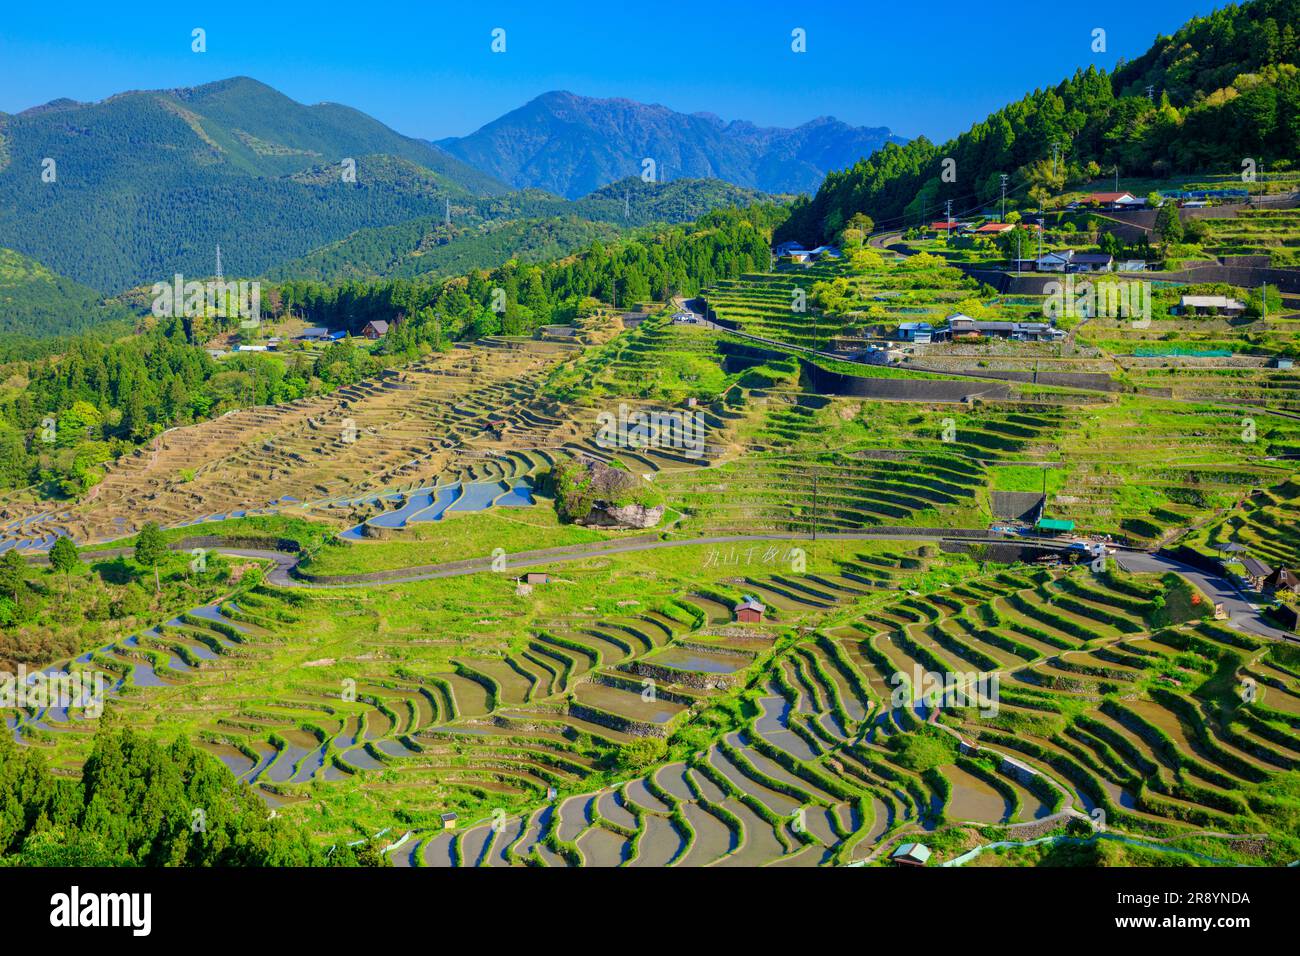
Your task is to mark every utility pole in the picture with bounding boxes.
[1051,143,1061,179]
[811,465,819,542]
[944,199,953,241]
[1145,85,1155,102]
[1000,174,1009,222]
[1036,218,1044,265]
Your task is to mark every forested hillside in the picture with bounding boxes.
[0,248,132,337]
[0,77,507,293]
[266,177,769,282]
[778,0,1300,243]
[268,216,625,283]
[0,77,775,296]
[278,204,782,343]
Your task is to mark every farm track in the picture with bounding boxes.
[193,531,1061,587]
[90,523,1291,644]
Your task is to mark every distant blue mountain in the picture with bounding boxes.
[436,90,908,199]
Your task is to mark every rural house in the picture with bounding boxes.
[1033,249,1115,273]
[734,596,765,623]
[1035,250,1075,272]
[1070,252,1114,273]
[895,321,934,343]
[1263,567,1298,594]
[362,320,390,340]
[1177,295,1246,317]
[1082,191,1140,209]
[1036,517,1075,535]
[806,244,842,260]
[890,843,932,866]
[788,245,841,263]
[944,315,1065,342]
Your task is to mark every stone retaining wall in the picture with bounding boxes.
[908,365,1119,392]
[940,539,1072,564]
[800,359,1011,402]
[620,661,739,691]
[700,626,769,639]
[176,535,303,553]
[568,702,668,739]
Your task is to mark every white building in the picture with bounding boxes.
[1178,295,1246,316]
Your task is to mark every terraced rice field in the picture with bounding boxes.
[1198,208,1300,267]
[0,324,743,552]
[1193,478,1300,570]
[702,255,982,349]
[362,556,1300,866]
[7,252,1299,870]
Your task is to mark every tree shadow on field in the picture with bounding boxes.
[91,556,138,586]
[1037,837,1104,866]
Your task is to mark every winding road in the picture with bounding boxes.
[130,529,1295,645]
[1115,550,1293,641]
[218,530,1056,589]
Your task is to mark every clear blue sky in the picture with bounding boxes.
[0,0,1223,142]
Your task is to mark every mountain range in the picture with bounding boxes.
[436,90,905,199]
[0,78,505,294]
[0,78,882,300]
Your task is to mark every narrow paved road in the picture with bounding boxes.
[206,536,1293,646]
[69,530,1286,644]
[1115,550,1294,642]
[229,530,1042,589]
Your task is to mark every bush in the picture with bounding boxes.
[887,728,957,771]
[617,737,668,771]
